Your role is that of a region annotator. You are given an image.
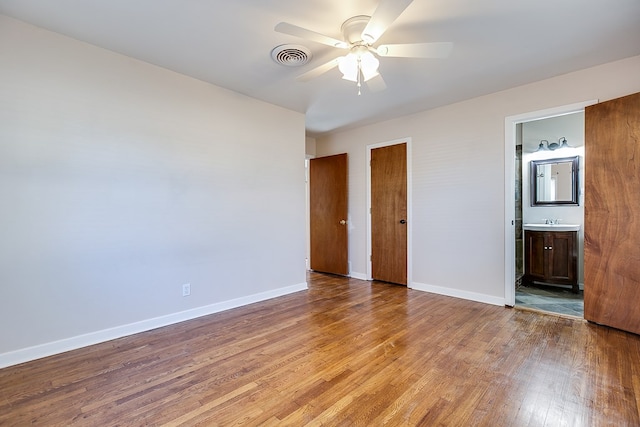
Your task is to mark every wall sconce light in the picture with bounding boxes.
[536,137,571,151]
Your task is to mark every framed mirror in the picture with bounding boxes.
[530,156,579,206]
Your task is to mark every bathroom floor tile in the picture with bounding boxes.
[515,283,584,317]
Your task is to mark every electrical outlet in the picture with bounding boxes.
[182,283,191,297]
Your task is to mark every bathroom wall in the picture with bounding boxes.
[521,112,585,285]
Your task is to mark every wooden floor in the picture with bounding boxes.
[1,272,640,426]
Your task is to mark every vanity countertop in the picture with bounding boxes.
[523,224,581,232]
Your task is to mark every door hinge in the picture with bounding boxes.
[370,254,372,261]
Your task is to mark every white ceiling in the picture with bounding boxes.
[1,0,639,136]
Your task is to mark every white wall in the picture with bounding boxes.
[522,113,585,284]
[317,55,640,304]
[305,137,317,158]
[0,16,306,367]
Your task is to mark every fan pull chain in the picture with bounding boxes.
[357,56,362,96]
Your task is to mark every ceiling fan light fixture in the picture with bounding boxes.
[338,50,380,84]
[274,0,452,94]
[360,51,380,81]
[338,54,358,82]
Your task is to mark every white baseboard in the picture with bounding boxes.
[349,271,368,280]
[410,281,505,306]
[0,282,308,369]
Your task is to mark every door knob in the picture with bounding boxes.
[340,219,346,225]
[399,219,406,224]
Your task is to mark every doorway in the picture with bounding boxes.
[504,100,597,310]
[366,138,412,286]
[516,113,586,316]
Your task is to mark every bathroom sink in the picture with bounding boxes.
[523,223,581,232]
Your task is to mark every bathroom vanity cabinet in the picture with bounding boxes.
[524,230,578,293]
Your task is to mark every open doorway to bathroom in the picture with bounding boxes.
[504,100,597,316]
[514,112,585,317]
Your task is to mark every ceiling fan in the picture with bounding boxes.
[274,0,453,94]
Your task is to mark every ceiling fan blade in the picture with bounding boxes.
[366,73,387,92]
[361,0,414,43]
[275,22,348,48]
[296,58,340,82]
[376,42,453,58]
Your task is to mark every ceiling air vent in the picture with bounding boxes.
[271,44,312,67]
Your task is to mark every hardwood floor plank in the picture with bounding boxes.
[163,381,260,427]
[1,272,639,425]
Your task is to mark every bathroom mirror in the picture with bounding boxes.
[530,156,579,206]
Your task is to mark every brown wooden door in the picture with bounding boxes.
[309,154,348,275]
[371,143,407,285]
[584,92,640,334]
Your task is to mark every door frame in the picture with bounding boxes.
[366,137,413,285]
[305,155,314,270]
[503,100,597,306]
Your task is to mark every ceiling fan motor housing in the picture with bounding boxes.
[341,15,371,44]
